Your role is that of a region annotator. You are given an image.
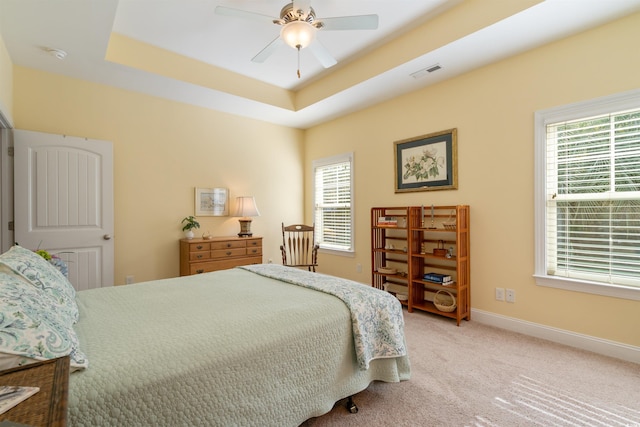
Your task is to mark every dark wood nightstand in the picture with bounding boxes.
[0,356,70,427]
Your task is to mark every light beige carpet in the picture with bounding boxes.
[303,310,640,426]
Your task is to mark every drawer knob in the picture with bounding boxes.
[196,269,204,274]
[196,254,203,259]
[226,251,232,256]
[196,245,203,250]
[226,243,232,248]
[250,249,257,254]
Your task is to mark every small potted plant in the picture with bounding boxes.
[181,216,200,239]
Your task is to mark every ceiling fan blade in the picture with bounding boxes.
[319,15,379,31]
[252,37,285,63]
[308,40,337,68]
[214,6,276,25]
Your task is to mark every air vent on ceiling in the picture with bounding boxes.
[410,64,442,79]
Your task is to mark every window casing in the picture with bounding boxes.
[534,90,640,300]
[312,153,354,254]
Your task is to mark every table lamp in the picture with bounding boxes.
[233,196,260,237]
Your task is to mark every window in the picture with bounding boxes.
[313,153,354,254]
[534,90,640,300]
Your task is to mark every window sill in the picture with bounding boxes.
[534,274,640,301]
[318,247,355,258]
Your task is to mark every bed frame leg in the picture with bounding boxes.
[345,396,358,414]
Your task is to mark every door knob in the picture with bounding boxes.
[103,234,112,240]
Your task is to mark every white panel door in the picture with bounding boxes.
[14,130,114,290]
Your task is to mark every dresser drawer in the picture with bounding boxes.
[211,247,246,259]
[246,246,262,256]
[190,251,211,261]
[188,242,210,252]
[245,238,261,248]
[210,240,246,250]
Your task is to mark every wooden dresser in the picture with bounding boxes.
[180,236,262,276]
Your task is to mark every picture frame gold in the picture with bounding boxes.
[195,187,229,216]
[394,128,458,192]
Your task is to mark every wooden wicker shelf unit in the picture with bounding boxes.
[371,205,470,325]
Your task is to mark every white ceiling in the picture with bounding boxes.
[1,0,639,129]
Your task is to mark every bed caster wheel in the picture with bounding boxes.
[346,396,358,414]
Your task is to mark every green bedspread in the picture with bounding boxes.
[241,264,407,369]
[69,266,410,426]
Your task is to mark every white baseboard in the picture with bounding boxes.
[471,308,640,365]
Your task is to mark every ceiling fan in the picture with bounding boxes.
[215,1,379,78]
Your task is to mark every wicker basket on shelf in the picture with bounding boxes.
[442,210,456,230]
[433,290,456,312]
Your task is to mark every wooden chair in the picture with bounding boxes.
[280,223,319,272]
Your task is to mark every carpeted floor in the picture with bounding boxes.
[303,310,640,426]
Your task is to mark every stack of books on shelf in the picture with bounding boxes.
[377,217,398,227]
[423,272,453,286]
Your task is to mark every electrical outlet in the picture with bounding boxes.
[356,263,362,273]
[506,288,516,303]
[125,275,134,285]
[495,287,505,301]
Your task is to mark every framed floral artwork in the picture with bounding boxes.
[394,128,457,192]
[195,187,229,216]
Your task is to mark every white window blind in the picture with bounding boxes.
[313,153,354,252]
[544,108,640,289]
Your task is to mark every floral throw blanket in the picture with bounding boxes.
[241,264,408,370]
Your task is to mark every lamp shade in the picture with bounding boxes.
[233,196,260,218]
[281,21,316,49]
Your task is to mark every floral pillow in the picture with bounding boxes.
[0,245,78,324]
[0,272,88,370]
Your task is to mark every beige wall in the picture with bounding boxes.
[305,13,640,347]
[12,67,304,284]
[0,32,12,122]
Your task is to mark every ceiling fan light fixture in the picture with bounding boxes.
[281,21,316,49]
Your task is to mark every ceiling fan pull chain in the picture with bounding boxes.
[297,45,302,78]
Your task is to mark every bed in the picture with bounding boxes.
[0,245,410,426]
